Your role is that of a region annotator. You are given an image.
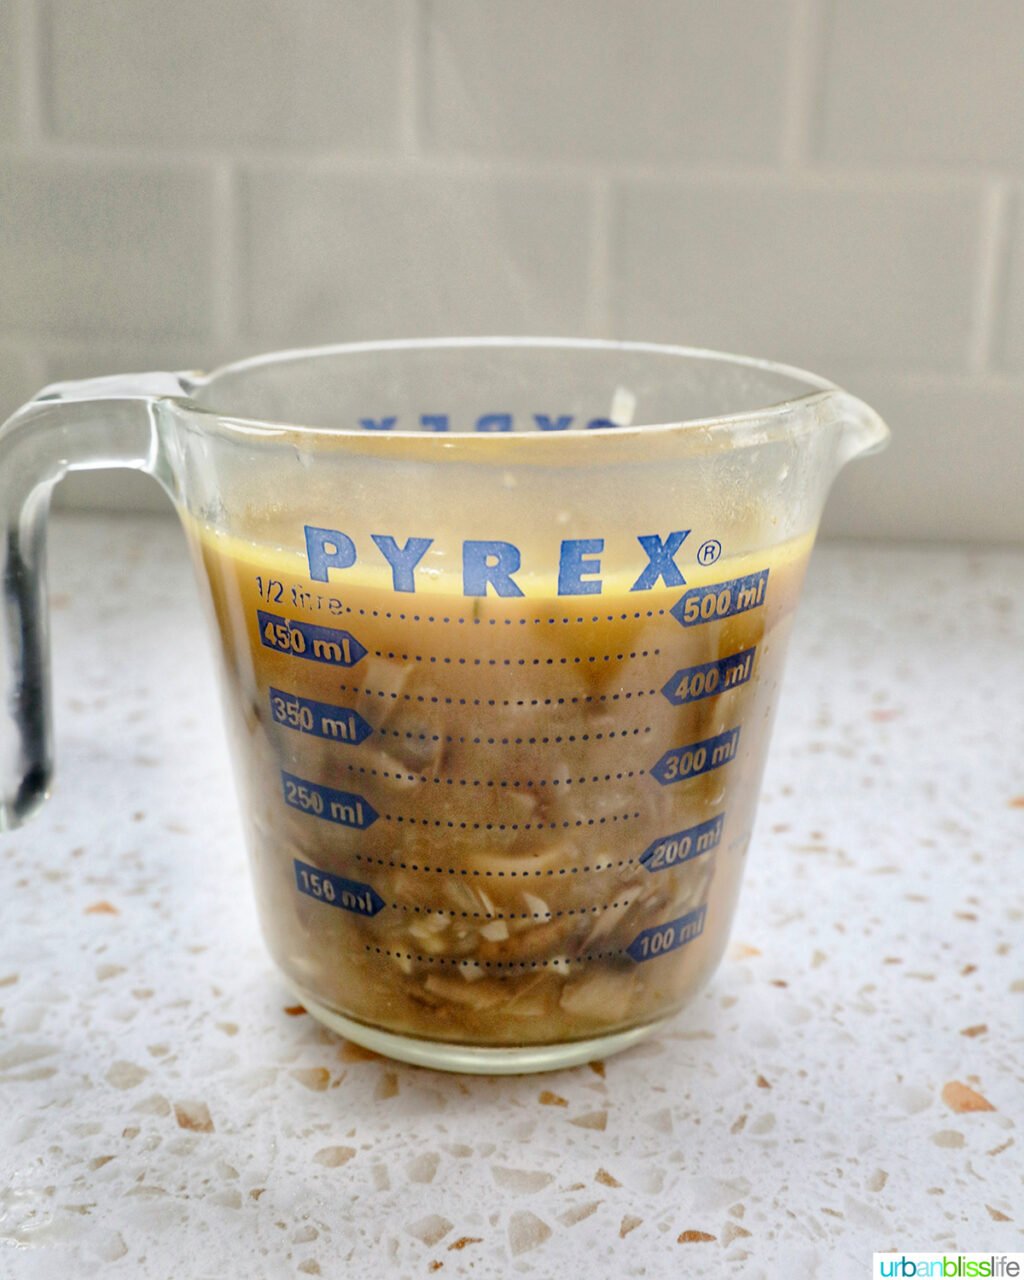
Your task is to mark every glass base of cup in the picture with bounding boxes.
[287,982,661,1075]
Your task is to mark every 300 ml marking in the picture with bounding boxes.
[661,647,756,705]
[671,569,768,627]
[293,859,384,916]
[281,771,378,829]
[258,610,366,667]
[269,688,372,745]
[651,727,741,786]
[640,814,725,872]
[628,905,708,962]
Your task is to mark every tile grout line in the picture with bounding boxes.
[967,179,1013,375]
[585,176,612,338]
[398,0,425,156]
[210,161,240,354]
[780,0,827,170]
[16,0,44,142]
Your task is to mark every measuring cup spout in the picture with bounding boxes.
[828,389,891,469]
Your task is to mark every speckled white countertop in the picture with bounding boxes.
[1,516,1021,1279]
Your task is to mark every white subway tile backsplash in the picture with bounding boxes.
[613,178,985,372]
[425,0,795,164]
[239,167,593,343]
[820,0,1024,167]
[0,157,216,339]
[1000,195,1024,372]
[42,0,407,150]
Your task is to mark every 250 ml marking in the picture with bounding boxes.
[640,813,725,872]
[661,647,756,705]
[293,859,384,917]
[258,610,367,667]
[628,905,708,962]
[671,569,769,627]
[651,727,741,785]
[269,688,372,745]
[281,771,379,829]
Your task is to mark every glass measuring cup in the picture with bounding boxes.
[0,339,888,1073]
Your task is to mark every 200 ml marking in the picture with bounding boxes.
[258,610,366,667]
[671,569,768,627]
[269,688,372,745]
[293,859,384,916]
[661,647,756,705]
[651,727,741,786]
[281,771,379,829]
[640,813,725,872]
[628,905,708,962]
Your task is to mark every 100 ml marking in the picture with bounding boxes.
[258,611,367,667]
[628,905,708,962]
[269,688,372,745]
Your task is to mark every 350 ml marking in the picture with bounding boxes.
[672,569,768,627]
[281,771,378,829]
[258,611,367,666]
[270,688,372,745]
[640,813,725,872]
[651,727,741,786]
[294,859,385,917]
[628,905,707,962]
[662,647,755,705]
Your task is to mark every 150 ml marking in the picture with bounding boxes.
[281,771,379,829]
[671,569,768,627]
[640,813,725,872]
[258,610,367,667]
[651,728,741,785]
[293,859,384,916]
[269,688,373,745]
[628,905,707,962]
[661,647,756,705]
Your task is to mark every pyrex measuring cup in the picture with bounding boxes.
[0,339,888,1073]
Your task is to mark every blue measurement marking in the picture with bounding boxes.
[651,727,741,786]
[671,569,769,627]
[269,688,372,745]
[640,814,725,873]
[281,771,379,829]
[627,905,707,962]
[258,611,366,667]
[293,859,385,917]
[661,647,756,705]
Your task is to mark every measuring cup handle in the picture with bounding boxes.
[0,371,196,830]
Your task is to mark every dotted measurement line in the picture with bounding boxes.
[301,603,668,626]
[345,765,646,788]
[391,900,636,920]
[381,812,643,831]
[369,650,660,665]
[376,726,654,746]
[352,854,636,878]
[335,687,660,706]
[366,945,623,969]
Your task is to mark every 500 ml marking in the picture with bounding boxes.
[293,859,384,917]
[281,771,379,829]
[628,905,707,962]
[270,688,372,745]
[258,611,367,667]
[651,727,740,786]
[640,813,725,873]
[672,569,768,627]
[662,647,756,705]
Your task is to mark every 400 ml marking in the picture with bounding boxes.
[293,859,384,917]
[672,569,769,627]
[651,727,741,786]
[628,905,707,962]
[281,771,379,829]
[269,688,372,745]
[661,647,756,706]
[258,610,366,667]
[640,813,725,873]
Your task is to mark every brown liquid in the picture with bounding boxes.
[193,526,809,1047]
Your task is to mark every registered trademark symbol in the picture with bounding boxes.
[697,539,722,566]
